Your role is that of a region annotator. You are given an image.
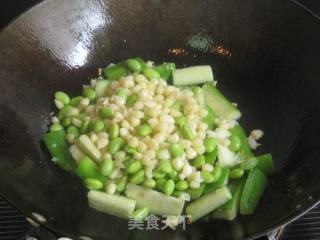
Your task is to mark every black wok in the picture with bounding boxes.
[1,0,320,239]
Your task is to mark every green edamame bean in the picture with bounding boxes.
[241,157,258,170]
[143,67,160,80]
[171,101,182,111]
[181,124,193,140]
[229,135,242,152]
[67,126,79,138]
[157,159,173,174]
[116,89,128,101]
[126,147,137,154]
[175,116,187,127]
[172,190,183,198]
[62,117,72,127]
[175,180,188,191]
[84,178,103,190]
[193,155,205,169]
[108,138,124,154]
[70,96,82,107]
[156,178,166,191]
[153,170,166,179]
[64,106,79,117]
[164,179,175,195]
[58,105,71,121]
[142,114,151,123]
[204,137,218,153]
[169,142,184,157]
[168,170,178,180]
[116,176,127,192]
[50,123,63,132]
[205,149,218,165]
[93,120,105,133]
[133,207,149,220]
[126,95,139,107]
[211,165,223,183]
[99,107,113,119]
[200,171,214,183]
[143,178,156,189]
[100,158,113,176]
[109,123,119,139]
[129,169,145,184]
[54,91,70,105]
[137,124,152,137]
[76,156,98,179]
[82,87,96,101]
[127,160,142,174]
[80,117,91,134]
[126,58,142,73]
[103,64,128,80]
[230,168,244,179]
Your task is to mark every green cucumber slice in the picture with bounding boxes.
[125,183,185,216]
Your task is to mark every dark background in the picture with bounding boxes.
[0,0,320,30]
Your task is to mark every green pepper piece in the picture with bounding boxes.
[230,125,253,160]
[211,177,246,220]
[43,130,75,171]
[256,153,275,176]
[240,168,268,215]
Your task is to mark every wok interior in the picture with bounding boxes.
[1,0,320,239]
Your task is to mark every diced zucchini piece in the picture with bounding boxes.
[202,83,241,120]
[240,168,268,215]
[186,186,232,222]
[173,66,213,86]
[88,190,136,219]
[125,183,185,216]
[77,135,101,163]
[211,178,246,220]
[95,79,111,98]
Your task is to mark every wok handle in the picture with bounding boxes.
[267,227,285,240]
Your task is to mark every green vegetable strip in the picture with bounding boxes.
[211,177,246,220]
[88,190,136,219]
[230,125,253,160]
[186,186,232,222]
[125,183,185,216]
[43,130,75,171]
[256,153,274,176]
[202,83,241,120]
[240,168,268,215]
[173,66,214,86]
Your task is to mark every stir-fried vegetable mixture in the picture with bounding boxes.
[44,58,274,223]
